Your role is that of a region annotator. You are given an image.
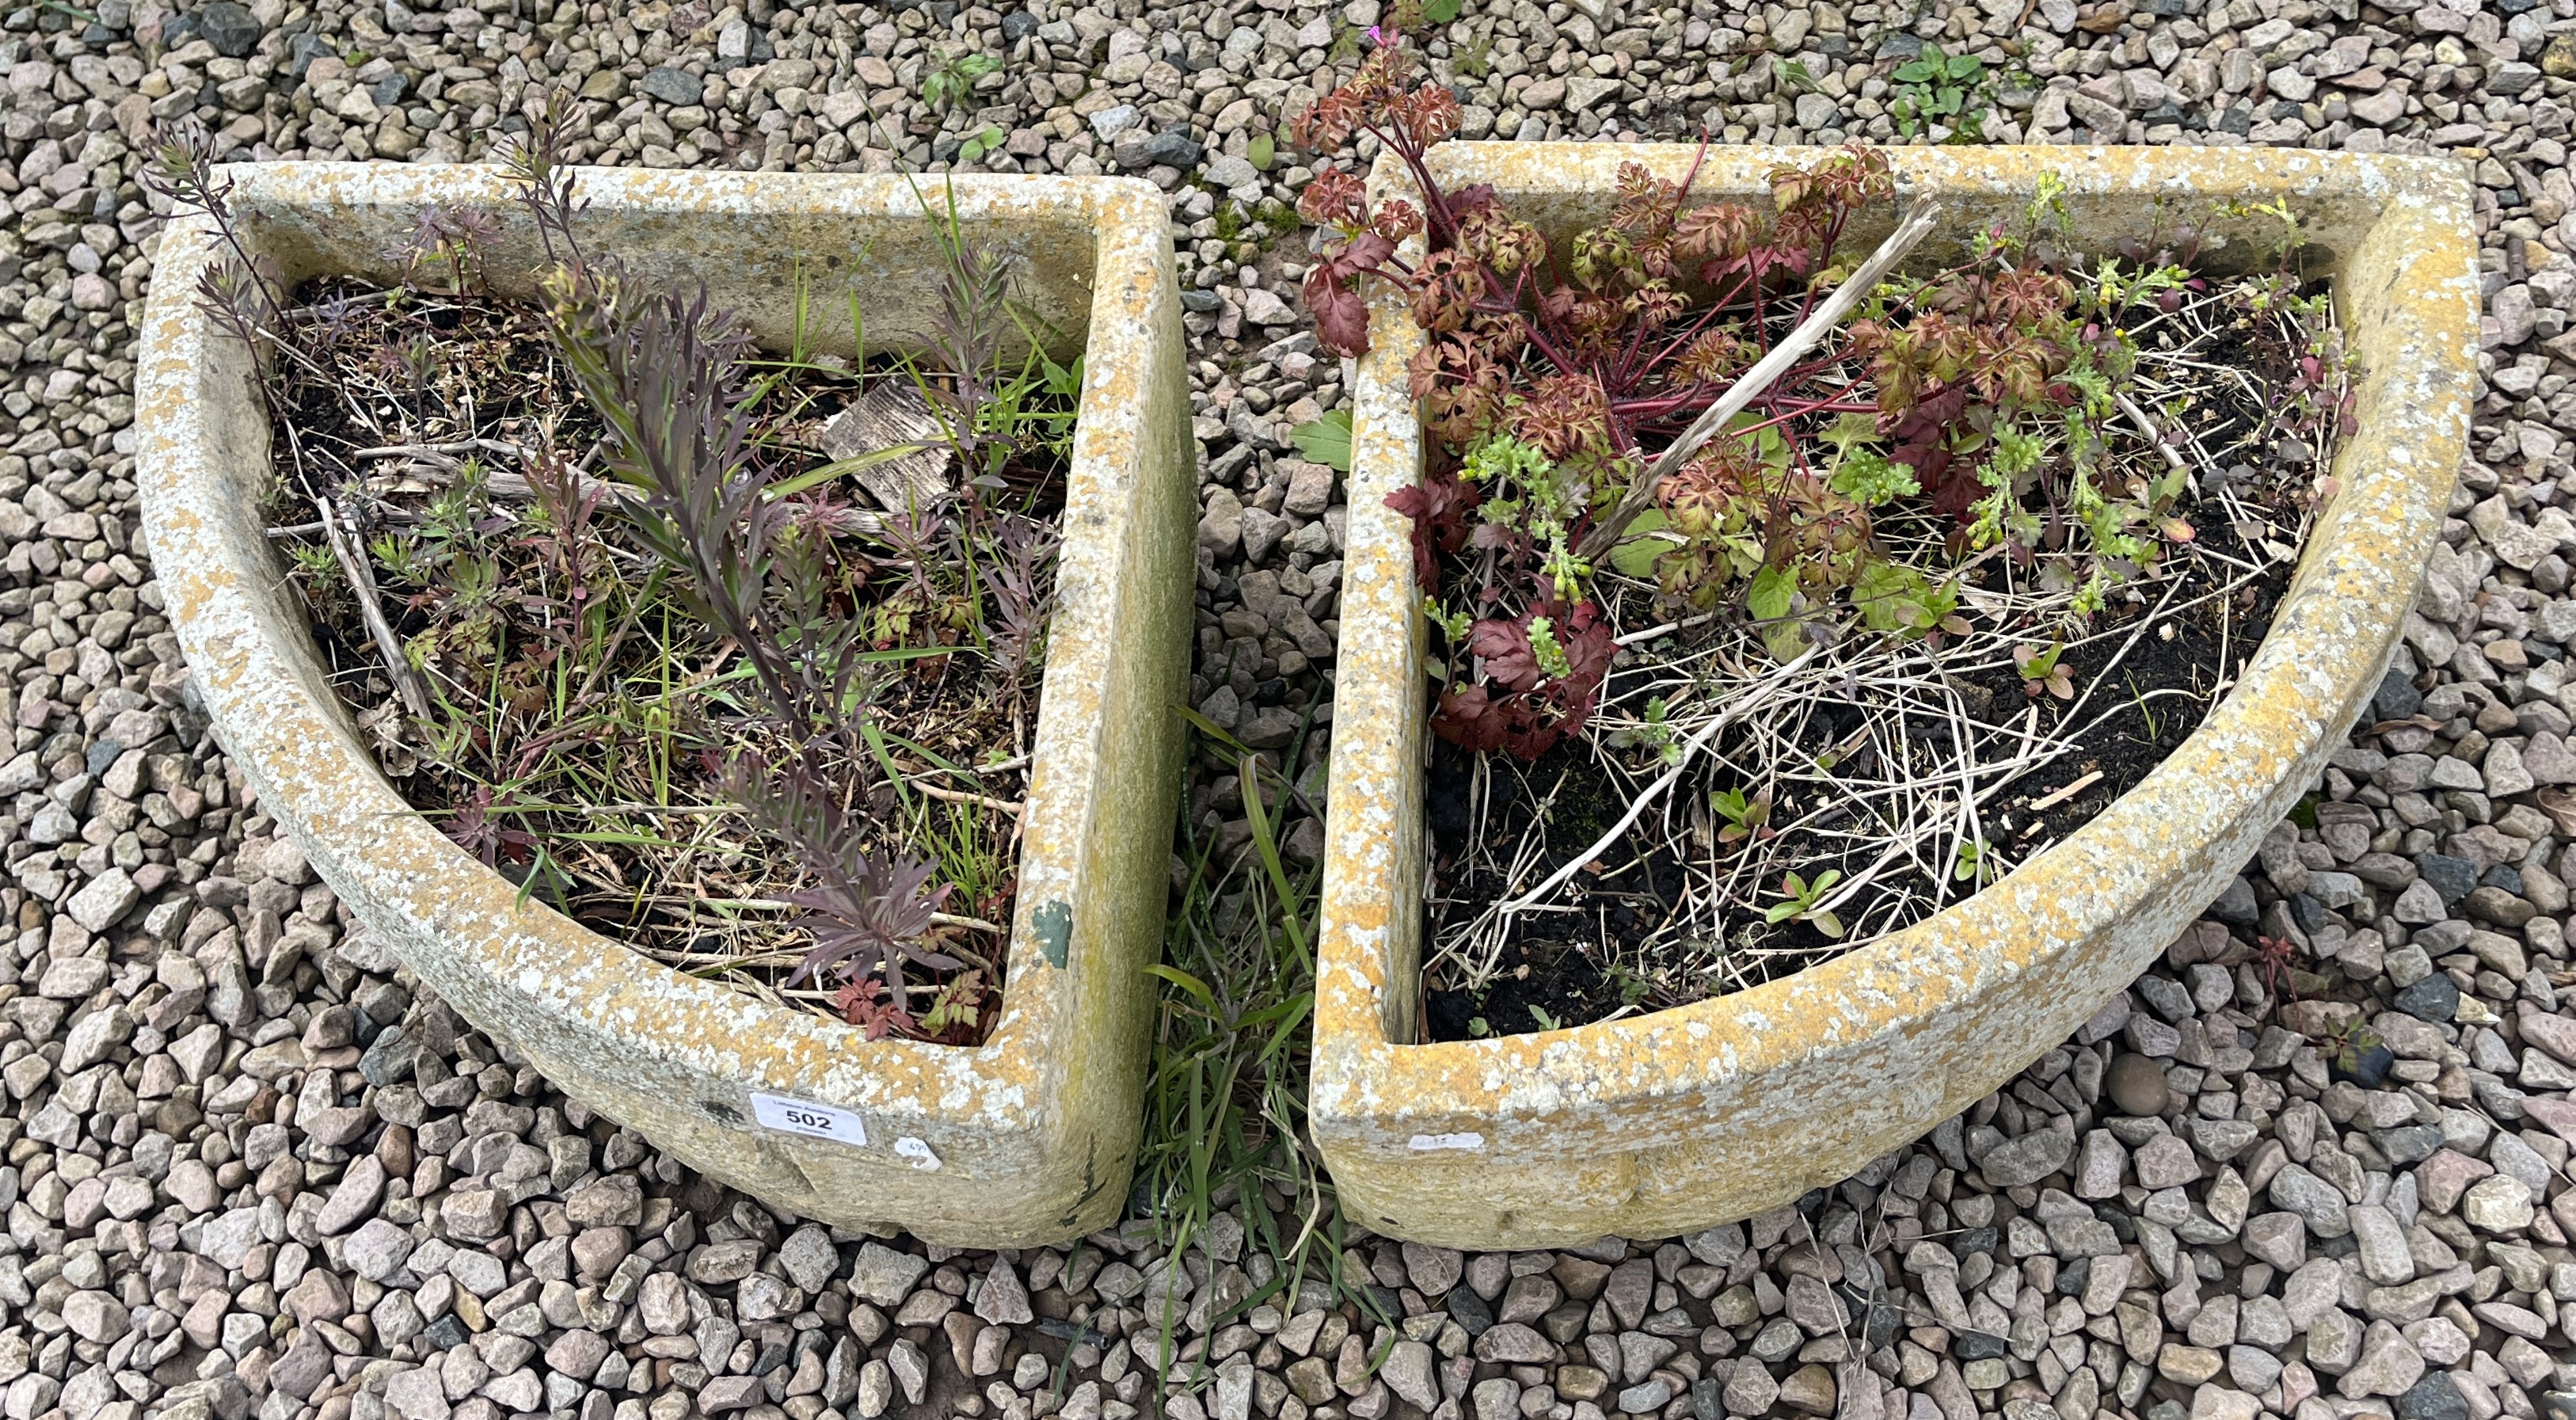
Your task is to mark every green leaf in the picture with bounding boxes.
[1247,131,1276,171]
[1290,408,1355,472]
[1894,59,1935,82]
[1761,618,1809,663]
[1423,0,1463,21]
[1745,564,1794,624]
[1821,411,1882,450]
[852,644,972,664]
[769,443,942,497]
[1828,448,1918,507]
[1722,412,1791,470]
[1607,509,1673,578]
[1748,565,1808,661]
[1144,963,1217,1007]
[1852,559,1927,635]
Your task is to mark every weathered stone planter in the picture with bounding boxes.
[138,166,1192,1247]
[1313,146,2477,1249]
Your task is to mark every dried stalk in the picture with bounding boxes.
[2114,392,2188,473]
[1580,200,1945,560]
[912,782,1024,817]
[314,493,435,721]
[1497,645,1817,915]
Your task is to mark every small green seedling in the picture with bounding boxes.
[1953,837,1992,886]
[956,125,1006,164]
[1711,785,1772,847]
[1608,696,1685,767]
[1891,44,1990,140]
[1764,868,1845,938]
[1450,32,1493,78]
[2015,640,2074,701]
[922,51,1001,113]
[2312,1018,2381,1076]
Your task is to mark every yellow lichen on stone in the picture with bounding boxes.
[137,166,1191,1247]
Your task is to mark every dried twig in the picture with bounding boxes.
[314,493,435,721]
[2114,392,2188,473]
[1430,276,2342,1003]
[1580,200,1945,559]
[2026,768,2106,813]
[1497,645,1817,915]
[912,782,1025,817]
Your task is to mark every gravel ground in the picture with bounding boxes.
[2,2,2576,1420]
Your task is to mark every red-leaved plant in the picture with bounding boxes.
[1291,33,2212,761]
[1291,44,1904,756]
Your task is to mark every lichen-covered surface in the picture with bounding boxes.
[1313,147,2482,1250]
[135,167,1193,1247]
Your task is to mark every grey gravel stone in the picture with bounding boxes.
[10,13,2576,1420]
[1978,1127,2075,1186]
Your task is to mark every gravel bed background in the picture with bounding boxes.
[2,2,2574,1420]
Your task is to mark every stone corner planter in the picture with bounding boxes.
[137,164,1193,1247]
[1311,144,2479,1250]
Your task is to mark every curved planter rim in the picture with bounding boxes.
[138,164,1191,1247]
[1311,144,2479,1248]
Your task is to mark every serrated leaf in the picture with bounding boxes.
[1289,408,1354,472]
[1425,0,1463,21]
[1607,509,1673,578]
[1823,411,1882,449]
[1745,563,1794,624]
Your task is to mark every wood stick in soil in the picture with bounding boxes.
[2114,392,2191,474]
[315,493,435,721]
[1579,200,1945,562]
[2027,767,2107,813]
[912,782,1023,817]
[1497,645,1818,915]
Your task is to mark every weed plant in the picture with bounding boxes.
[150,114,1082,1044]
[1291,34,2353,1030]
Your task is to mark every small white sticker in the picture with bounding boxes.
[751,1092,868,1147]
[1408,1132,1485,1153]
[893,1136,942,1171]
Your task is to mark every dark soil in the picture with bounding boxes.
[1421,315,2328,1042]
[261,275,1068,1042]
[1422,516,2295,1041]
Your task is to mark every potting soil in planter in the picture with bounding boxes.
[1294,57,2353,1039]
[198,153,1075,1045]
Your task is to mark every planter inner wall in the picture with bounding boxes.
[140,167,1191,1246]
[1312,147,2477,1249]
